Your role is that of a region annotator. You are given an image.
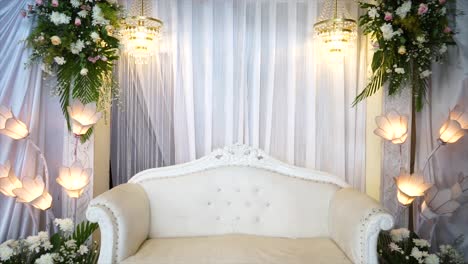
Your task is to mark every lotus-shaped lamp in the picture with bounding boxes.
[56,162,91,198]
[67,100,102,135]
[394,172,432,206]
[13,177,45,203]
[421,185,460,220]
[0,161,22,197]
[0,106,29,140]
[450,105,468,129]
[30,190,52,210]
[374,110,408,144]
[439,120,465,144]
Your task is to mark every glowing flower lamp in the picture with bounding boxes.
[67,100,102,136]
[56,162,91,198]
[374,110,409,144]
[30,190,52,210]
[13,177,45,203]
[0,161,22,197]
[0,106,29,140]
[439,120,465,144]
[313,0,357,54]
[394,172,432,206]
[121,0,163,64]
[449,105,468,129]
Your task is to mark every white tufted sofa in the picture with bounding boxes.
[87,145,393,264]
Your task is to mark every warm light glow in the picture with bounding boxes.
[121,16,162,64]
[67,99,102,135]
[449,105,468,129]
[313,0,357,54]
[13,177,45,203]
[0,106,29,140]
[30,190,52,210]
[394,172,432,206]
[56,162,91,198]
[0,161,22,197]
[374,110,408,144]
[439,119,465,144]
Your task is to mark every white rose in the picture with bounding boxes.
[380,23,395,40]
[398,46,406,55]
[396,1,412,18]
[417,35,426,43]
[368,7,378,19]
[90,32,100,42]
[53,56,66,65]
[395,68,405,74]
[439,44,447,54]
[50,36,61,45]
[80,68,88,76]
[420,70,432,78]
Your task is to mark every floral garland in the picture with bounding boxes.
[23,0,122,140]
[353,0,457,111]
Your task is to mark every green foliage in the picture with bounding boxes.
[24,0,123,141]
[354,0,457,111]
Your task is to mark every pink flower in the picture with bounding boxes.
[384,12,393,21]
[75,17,81,26]
[35,0,43,5]
[439,0,446,4]
[88,56,100,63]
[444,26,452,33]
[51,0,58,7]
[101,56,108,62]
[20,9,27,17]
[418,4,428,15]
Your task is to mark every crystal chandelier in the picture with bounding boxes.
[313,0,357,54]
[121,0,163,64]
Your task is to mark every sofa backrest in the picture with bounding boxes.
[129,145,349,239]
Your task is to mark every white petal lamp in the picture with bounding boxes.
[421,186,460,220]
[0,106,29,140]
[438,119,465,144]
[56,162,91,198]
[0,161,22,197]
[67,99,102,136]
[13,177,45,203]
[374,110,409,144]
[450,104,468,129]
[30,190,52,210]
[394,172,432,206]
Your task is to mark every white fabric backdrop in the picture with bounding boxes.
[112,0,368,189]
[0,0,94,241]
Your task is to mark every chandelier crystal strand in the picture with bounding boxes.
[121,0,163,64]
[313,0,357,54]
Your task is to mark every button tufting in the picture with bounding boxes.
[265,202,270,207]
[217,188,221,192]
[207,202,212,206]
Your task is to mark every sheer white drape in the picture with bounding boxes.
[112,0,367,189]
[415,0,468,257]
[0,0,66,241]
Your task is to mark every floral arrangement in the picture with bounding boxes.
[22,0,122,140]
[354,0,457,111]
[0,219,99,264]
[378,228,466,264]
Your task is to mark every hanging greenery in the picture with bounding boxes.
[23,0,122,140]
[353,0,457,111]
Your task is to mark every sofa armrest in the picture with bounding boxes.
[329,188,394,264]
[86,183,150,264]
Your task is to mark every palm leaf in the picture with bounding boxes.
[72,221,99,246]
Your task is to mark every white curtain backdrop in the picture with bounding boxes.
[0,0,94,241]
[112,0,368,189]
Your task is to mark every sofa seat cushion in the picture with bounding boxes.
[121,235,352,264]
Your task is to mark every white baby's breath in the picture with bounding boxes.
[70,40,85,55]
[368,8,378,19]
[78,244,89,255]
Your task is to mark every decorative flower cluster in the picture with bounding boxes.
[0,219,98,264]
[354,0,456,111]
[378,228,465,264]
[23,0,122,140]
